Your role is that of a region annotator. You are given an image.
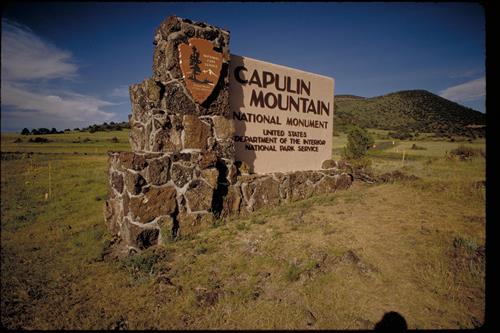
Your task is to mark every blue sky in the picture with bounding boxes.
[1,2,485,131]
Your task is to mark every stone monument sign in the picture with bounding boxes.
[230,55,334,173]
[104,15,352,253]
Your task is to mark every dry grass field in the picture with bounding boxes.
[1,130,485,329]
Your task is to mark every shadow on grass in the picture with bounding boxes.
[374,311,408,331]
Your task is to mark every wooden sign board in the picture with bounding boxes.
[229,55,334,174]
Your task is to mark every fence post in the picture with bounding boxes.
[49,162,52,199]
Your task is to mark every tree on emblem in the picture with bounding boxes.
[189,46,202,82]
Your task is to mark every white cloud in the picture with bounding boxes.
[110,85,130,98]
[439,77,485,102]
[1,19,117,130]
[1,19,78,81]
[1,82,116,122]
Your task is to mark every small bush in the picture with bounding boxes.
[28,137,50,143]
[122,246,172,276]
[284,262,302,282]
[451,236,484,279]
[94,194,106,201]
[211,219,225,229]
[449,145,485,160]
[410,143,426,150]
[195,244,209,255]
[342,125,374,160]
[389,130,413,140]
[250,216,266,225]
[236,223,249,231]
[110,136,119,143]
[453,236,478,253]
[378,170,420,183]
[347,157,372,171]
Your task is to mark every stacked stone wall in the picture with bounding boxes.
[104,16,353,251]
[105,151,353,249]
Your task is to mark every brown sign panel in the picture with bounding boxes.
[230,55,334,174]
[179,38,223,104]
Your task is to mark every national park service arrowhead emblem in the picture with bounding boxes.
[179,38,223,104]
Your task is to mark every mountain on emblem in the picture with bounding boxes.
[179,38,223,104]
[202,69,217,77]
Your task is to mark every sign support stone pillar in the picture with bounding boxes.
[105,16,234,251]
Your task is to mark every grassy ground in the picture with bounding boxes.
[1,130,131,154]
[1,130,485,329]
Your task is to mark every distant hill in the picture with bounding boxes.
[334,90,485,137]
[335,94,366,100]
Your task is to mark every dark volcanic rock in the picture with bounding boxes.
[162,81,196,115]
[336,173,353,189]
[183,115,211,150]
[104,198,122,235]
[129,123,147,152]
[321,159,338,169]
[185,179,213,212]
[198,151,218,169]
[152,128,182,153]
[222,185,242,217]
[252,177,280,211]
[147,156,171,185]
[124,171,147,195]
[118,152,147,171]
[171,163,194,188]
[212,116,235,140]
[111,172,124,194]
[129,186,177,223]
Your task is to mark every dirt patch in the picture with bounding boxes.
[194,287,219,307]
[377,170,420,183]
[338,250,378,275]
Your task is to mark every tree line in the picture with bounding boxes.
[20,121,130,135]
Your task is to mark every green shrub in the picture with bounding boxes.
[449,145,485,160]
[195,244,209,255]
[28,137,50,143]
[389,129,413,140]
[342,125,374,160]
[411,144,426,150]
[284,262,302,282]
[122,246,172,275]
[250,216,266,225]
[347,157,372,170]
[236,222,249,231]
